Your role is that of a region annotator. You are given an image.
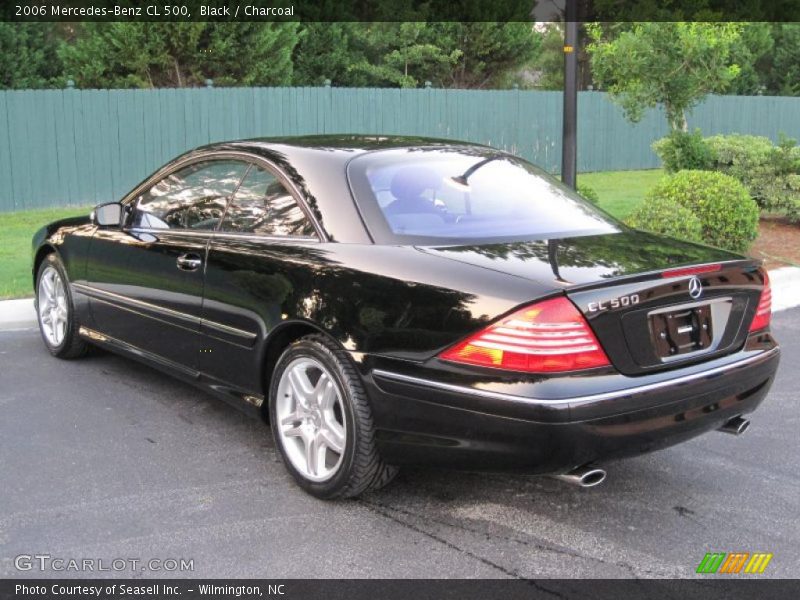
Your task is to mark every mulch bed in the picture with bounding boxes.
[749,217,800,270]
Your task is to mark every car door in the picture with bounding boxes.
[199,161,320,396]
[83,157,249,371]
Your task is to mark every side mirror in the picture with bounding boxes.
[91,202,123,227]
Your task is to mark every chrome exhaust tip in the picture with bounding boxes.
[718,415,750,436]
[553,465,607,488]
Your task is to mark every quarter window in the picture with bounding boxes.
[220,165,315,238]
[131,160,248,230]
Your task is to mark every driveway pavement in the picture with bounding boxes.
[0,311,798,579]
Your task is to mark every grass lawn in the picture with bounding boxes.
[0,169,664,300]
[0,205,91,299]
[579,169,664,220]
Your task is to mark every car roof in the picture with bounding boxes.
[197,134,494,157]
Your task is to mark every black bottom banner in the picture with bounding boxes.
[2,579,800,600]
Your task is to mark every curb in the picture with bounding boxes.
[2,268,800,332]
[0,298,36,330]
[767,266,800,313]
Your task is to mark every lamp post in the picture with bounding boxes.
[561,0,578,189]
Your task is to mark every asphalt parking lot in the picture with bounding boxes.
[1,310,799,579]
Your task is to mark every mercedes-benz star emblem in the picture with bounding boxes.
[688,276,703,299]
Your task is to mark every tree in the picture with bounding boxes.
[727,22,773,95]
[292,23,362,86]
[434,22,539,89]
[527,23,594,90]
[200,23,299,86]
[349,23,463,88]
[59,23,299,88]
[586,22,743,131]
[0,23,62,89]
[767,24,800,96]
[292,22,539,89]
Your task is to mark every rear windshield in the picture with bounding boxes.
[347,148,620,245]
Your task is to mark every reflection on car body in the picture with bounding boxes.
[31,135,779,499]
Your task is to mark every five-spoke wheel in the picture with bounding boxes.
[276,358,347,482]
[37,265,68,347]
[269,334,397,499]
[35,253,88,359]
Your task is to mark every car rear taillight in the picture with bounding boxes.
[749,270,772,332]
[439,297,610,373]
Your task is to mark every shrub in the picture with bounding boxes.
[625,198,704,243]
[758,135,800,220]
[644,170,759,253]
[652,129,714,173]
[705,134,774,203]
[577,183,599,204]
[705,133,800,220]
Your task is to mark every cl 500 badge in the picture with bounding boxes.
[587,294,640,313]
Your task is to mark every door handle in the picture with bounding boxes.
[176,253,202,271]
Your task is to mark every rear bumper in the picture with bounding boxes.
[363,340,780,473]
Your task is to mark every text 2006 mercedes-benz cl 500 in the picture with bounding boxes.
[32,136,779,498]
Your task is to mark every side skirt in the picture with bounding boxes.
[78,326,265,418]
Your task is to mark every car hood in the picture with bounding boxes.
[416,230,747,289]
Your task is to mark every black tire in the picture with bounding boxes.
[269,334,397,499]
[35,253,89,359]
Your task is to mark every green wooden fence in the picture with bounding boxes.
[1,86,799,212]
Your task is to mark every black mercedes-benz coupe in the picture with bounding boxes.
[32,135,779,498]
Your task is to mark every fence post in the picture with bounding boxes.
[205,79,214,89]
[322,78,332,134]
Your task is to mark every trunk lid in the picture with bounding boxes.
[419,231,764,375]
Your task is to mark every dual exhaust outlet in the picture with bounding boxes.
[552,415,751,488]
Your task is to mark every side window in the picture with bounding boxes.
[131,160,248,230]
[220,165,316,237]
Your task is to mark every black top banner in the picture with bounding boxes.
[3,0,800,22]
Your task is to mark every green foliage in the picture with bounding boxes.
[762,136,800,220]
[586,22,743,131]
[727,23,774,95]
[704,133,774,201]
[200,24,298,86]
[691,23,800,97]
[652,129,714,173]
[0,23,62,89]
[292,23,359,86]
[625,198,704,243]
[59,23,299,88]
[645,170,759,252]
[768,24,800,95]
[293,22,539,89]
[576,184,599,204]
[528,24,564,90]
[348,23,463,88]
[704,133,800,220]
[526,23,595,91]
[437,23,539,89]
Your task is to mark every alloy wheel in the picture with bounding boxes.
[38,266,68,347]
[275,357,347,482]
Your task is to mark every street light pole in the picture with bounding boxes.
[561,0,578,189]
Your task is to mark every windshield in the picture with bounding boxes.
[347,148,620,245]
